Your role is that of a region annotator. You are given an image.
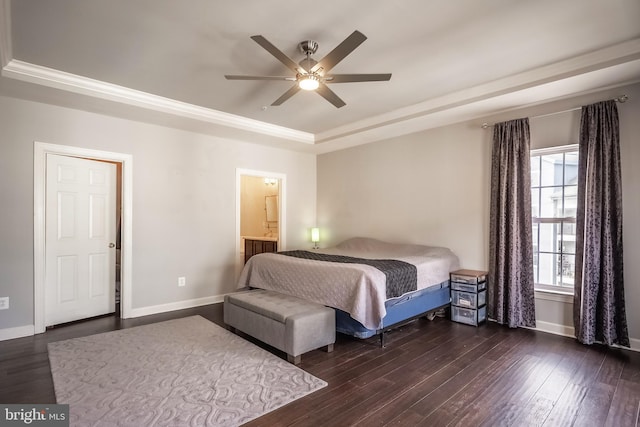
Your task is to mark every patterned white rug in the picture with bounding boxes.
[48,315,327,426]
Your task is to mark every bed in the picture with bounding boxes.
[236,237,460,345]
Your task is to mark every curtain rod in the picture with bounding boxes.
[481,94,629,129]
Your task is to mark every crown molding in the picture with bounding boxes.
[1,29,639,152]
[312,61,640,154]
[314,38,640,146]
[0,0,11,68]
[1,59,315,144]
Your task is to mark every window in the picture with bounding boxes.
[530,145,579,293]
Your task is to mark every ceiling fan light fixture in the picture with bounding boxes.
[298,74,320,91]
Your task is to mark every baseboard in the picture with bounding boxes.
[128,294,226,318]
[532,320,575,338]
[0,295,227,340]
[0,324,35,341]
[531,320,640,353]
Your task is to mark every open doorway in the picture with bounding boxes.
[235,169,286,275]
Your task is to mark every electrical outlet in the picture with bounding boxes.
[178,277,186,287]
[0,297,9,310]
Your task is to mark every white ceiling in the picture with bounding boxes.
[1,0,640,152]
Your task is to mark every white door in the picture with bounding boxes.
[45,154,117,326]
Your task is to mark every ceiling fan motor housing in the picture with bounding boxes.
[298,40,319,72]
[298,40,318,56]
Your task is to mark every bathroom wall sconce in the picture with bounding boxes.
[311,227,320,249]
[264,178,277,186]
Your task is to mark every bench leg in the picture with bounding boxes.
[287,354,301,365]
[325,343,334,353]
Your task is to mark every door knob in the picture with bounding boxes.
[109,243,116,248]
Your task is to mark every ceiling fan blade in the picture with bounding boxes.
[271,84,301,106]
[311,30,367,75]
[325,73,392,83]
[225,75,295,81]
[250,35,302,74]
[316,83,346,108]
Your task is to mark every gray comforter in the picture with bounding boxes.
[237,237,460,329]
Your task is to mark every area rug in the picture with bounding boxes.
[48,315,327,426]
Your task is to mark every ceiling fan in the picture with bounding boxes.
[225,30,392,108]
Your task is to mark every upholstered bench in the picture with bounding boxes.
[224,289,335,365]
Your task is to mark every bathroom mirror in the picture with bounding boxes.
[265,195,278,223]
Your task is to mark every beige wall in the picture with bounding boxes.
[318,82,640,348]
[0,95,316,333]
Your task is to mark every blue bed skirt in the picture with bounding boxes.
[335,281,451,339]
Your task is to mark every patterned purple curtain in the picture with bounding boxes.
[574,100,629,346]
[488,118,536,328]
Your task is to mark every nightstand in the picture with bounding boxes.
[450,269,487,326]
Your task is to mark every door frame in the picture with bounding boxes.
[236,168,286,270]
[34,142,133,333]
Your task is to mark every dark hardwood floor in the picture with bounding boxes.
[1,304,638,426]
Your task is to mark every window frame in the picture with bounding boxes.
[530,144,579,295]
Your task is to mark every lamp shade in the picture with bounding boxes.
[311,227,320,243]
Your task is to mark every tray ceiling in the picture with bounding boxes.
[2,0,640,152]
